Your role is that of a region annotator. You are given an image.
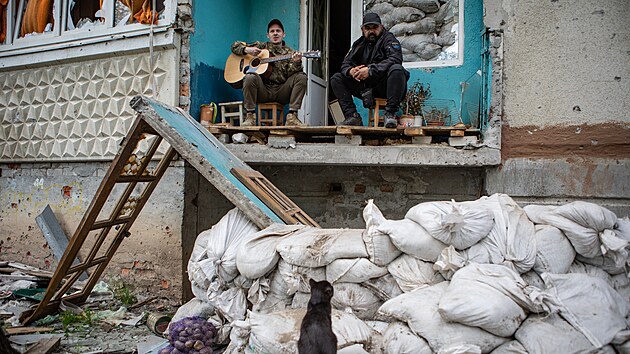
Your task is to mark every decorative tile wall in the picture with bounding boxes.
[0,51,176,161]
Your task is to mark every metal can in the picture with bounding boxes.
[146,312,171,335]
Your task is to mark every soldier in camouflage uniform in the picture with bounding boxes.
[231,19,307,126]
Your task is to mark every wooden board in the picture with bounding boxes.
[23,336,61,354]
[5,327,54,335]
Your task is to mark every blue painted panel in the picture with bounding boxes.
[145,99,283,223]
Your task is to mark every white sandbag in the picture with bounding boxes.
[438,263,543,337]
[438,344,482,354]
[616,217,630,241]
[377,218,447,262]
[576,253,627,275]
[362,274,404,301]
[567,260,612,284]
[332,283,382,320]
[382,322,432,354]
[277,259,326,295]
[208,275,251,323]
[433,245,468,280]
[459,194,536,274]
[515,314,596,354]
[365,320,390,334]
[540,272,629,348]
[388,254,444,292]
[247,309,376,354]
[326,258,388,284]
[520,271,545,289]
[489,341,528,354]
[168,298,215,333]
[612,273,630,302]
[253,264,293,314]
[405,200,494,250]
[363,200,402,265]
[378,282,508,353]
[277,227,368,267]
[237,223,305,279]
[532,224,576,274]
[524,203,628,264]
[338,344,369,354]
[291,292,310,309]
[188,208,259,292]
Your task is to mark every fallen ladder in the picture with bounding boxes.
[21,96,318,324]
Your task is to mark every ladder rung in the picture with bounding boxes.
[91,217,132,230]
[117,175,158,183]
[67,256,108,274]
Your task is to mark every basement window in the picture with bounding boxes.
[364,0,464,68]
[0,0,172,48]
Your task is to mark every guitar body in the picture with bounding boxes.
[224,49,271,86]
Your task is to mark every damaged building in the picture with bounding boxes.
[0,0,628,305]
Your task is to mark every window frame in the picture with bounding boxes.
[0,0,175,55]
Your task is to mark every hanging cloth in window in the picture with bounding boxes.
[0,0,8,43]
[20,0,54,37]
[120,0,158,25]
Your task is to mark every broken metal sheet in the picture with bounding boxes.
[36,205,88,281]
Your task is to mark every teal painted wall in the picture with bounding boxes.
[190,0,301,121]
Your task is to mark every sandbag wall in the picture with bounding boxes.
[176,194,630,354]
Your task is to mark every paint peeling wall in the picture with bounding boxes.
[0,162,185,297]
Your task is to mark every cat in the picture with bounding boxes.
[298,279,338,354]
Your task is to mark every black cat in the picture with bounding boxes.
[298,279,338,354]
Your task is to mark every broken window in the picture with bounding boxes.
[364,0,463,68]
[1,0,169,46]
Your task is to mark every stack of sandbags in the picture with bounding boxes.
[176,194,630,353]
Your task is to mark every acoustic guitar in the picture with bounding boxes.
[224,49,321,87]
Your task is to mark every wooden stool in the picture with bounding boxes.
[257,102,285,126]
[219,101,244,126]
[368,98,388,127]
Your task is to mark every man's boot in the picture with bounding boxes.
[383,111,397,128]
[241,112,256,127]
[339,112,363,126]
[285,112,306,126]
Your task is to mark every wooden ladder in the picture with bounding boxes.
[21,117,176,323]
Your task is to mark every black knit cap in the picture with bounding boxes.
[267,19,284,32]
[362,12,382,26]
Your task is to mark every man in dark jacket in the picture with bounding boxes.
[330,13,409,127]
[231,19,307,126]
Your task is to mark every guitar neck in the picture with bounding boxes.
[261,54,293,64]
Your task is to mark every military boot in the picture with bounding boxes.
[285,112,306,126]
[241,112,256,127]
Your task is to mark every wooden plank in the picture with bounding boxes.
[5,327,54,335]
[23,336,61,354]
[403,127,425,136]
[450,129,465,137]
[231,168,319,227]
[336,127,354,135]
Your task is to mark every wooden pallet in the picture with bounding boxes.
[208,123,479,145]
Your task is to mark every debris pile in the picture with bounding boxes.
[178,193,630,353]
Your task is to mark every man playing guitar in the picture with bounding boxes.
[230,19,307,126]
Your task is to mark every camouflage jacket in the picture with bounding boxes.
[231,41,304,85]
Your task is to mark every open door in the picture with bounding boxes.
[303,0,329,126]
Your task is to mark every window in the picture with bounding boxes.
[0,0,171,49]
[363,0,464,68]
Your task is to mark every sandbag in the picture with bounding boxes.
[378,282,508,353]
[540,272,629,348]
[363,200,402,265]
[575,253,627,275]
[377,218,447,262]
[520,271,545,289]
[332,282,382,320]
[338,344,370,354]
[405,200,494,250]
[387,254,444,292]
[291,292,310,309]
[188,208,259,295]
[438,263,543,337]
[207,275,251,323]
[277,227,368,267]
[168,298,215,333]
[515,314,596,354]
[524,203,628,264]
[253,264,292,314]
[489,341,528,354]
[362,274,404,301]
[612,273,630,302]
[438,344,482,354]
[390,0,441,13]
[247,309,376,354]
[567,260,612,284]
[277,259,326,295]
[237,223,305,279]
[532,224,576,274]
[326,258,388,284]
[460,194,536,274]
[382,322,432,354]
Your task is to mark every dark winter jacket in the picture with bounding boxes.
[231,40,303,85]
[340,30,407,81]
